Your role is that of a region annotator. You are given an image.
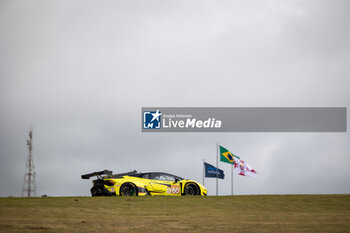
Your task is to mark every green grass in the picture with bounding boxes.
[0,195,349,232]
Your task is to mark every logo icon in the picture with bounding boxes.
[143,109,162,129]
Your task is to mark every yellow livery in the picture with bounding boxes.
[82,170,207,196]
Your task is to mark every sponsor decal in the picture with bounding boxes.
[167,185,180,194]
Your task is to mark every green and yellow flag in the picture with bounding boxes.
[220,145,240,164]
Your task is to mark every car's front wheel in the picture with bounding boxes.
[184,183,200,196]
[120,183,137,196]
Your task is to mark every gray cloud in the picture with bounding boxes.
[0,0,349,197]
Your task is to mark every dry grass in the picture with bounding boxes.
[0,195,350,232]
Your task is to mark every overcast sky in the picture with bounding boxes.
[0,0,349,197]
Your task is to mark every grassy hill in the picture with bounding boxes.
[0,195,349,232]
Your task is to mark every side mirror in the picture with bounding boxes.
[175,178,179,183]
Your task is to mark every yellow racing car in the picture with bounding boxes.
[81,170,207,196]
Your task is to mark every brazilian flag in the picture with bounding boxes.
[220,146,240,164]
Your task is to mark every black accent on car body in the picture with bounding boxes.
[137,186,147,194]
[131,172,184,181]
[91,179,115,196]
[111,170,139,178]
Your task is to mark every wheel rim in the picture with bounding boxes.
[185,184,197,195]
[121,184,135,196]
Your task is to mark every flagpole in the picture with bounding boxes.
[216,142,218,196]
[203,159,205,186]
[231,163,233,196]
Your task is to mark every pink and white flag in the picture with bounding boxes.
[233,157,257,177]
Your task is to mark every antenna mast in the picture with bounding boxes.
[22,129,36,197]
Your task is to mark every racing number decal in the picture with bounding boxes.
[170,185,180,194]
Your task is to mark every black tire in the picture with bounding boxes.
[91,186,104,196]
[120,183,137,196]
[184,183,200,196]
[91,186,114,196]
[91,181,110,196]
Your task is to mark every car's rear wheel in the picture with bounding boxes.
[91,186,104,196]
[91,180,114,196]
[184,183,200,196]
[120,183,137,196]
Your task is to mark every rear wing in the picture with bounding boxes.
[81,170,113,179]
[81,169,139,179]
